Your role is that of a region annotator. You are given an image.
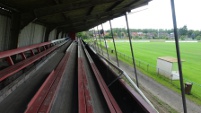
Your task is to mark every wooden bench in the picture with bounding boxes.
[25,43,72,113]
[80,40,122,113]
[0,40,66,82]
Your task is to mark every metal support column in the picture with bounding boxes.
[109,20,119,67]
[44,27,51,42]
[10,12,21,50]
[61,31,64,38]
[97,26,103,55]
[170,0,187,113]
[56,29,61,39]
[125,13,139,87]
[9,12,21,61]
[101,24,110,59]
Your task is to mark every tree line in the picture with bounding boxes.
[77,25,201,40]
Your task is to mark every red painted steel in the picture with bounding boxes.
[20,53,26,60]
[80,40,122,113]
[0,46,57,82]
[69,32,76,40]
[25,52,70,113]
[78,58,94,113]
[0,40,66,82]
[25,70,55,113]
[78,58,87,113]
[0,47,56,81]
[0,42,51,59]
[38,52,70,113]
[6,56,14,66]
[30,50,35,56]
[91,63,122,113]
[37,48,41,53]
[43,46,46,50]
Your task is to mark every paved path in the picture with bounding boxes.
[102,52,201,113]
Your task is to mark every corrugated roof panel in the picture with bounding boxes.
[64,8,88,17]
[91,2,113,15]
[40,14,65,24]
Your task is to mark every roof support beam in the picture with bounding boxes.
[124,0,145,8]
[86,6,94,16]
[0,3,19,12]
[10,13,21,50]
[67,0,148,31]
[106,0,123,12]
[20,13,36,29]
[34,0,121,18]
[60,13,122,32]
[54,4,142,28]
[53,0,61,4]
[44,26,55,42]
[54,0,148,31]
[56,29,61,39]
[62,13,68,20]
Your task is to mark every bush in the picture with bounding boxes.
[196,35,201,40]
[104,35,112,39]
[179,35,186,40]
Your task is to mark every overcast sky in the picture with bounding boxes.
[100,0,201,30]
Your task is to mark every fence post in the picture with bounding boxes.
[125,13,139,87]
[170,0,187,112]
[109,20,119,67]
[101,24,110,60]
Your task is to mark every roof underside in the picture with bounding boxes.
[0,0,151,32]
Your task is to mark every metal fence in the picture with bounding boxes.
[111,50,201,100]
[90,41,201,101]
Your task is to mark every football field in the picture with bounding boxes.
[106,40,201,100]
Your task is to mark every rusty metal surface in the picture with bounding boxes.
[50,42,78,113]
[80,40,122,113]
[0,47,68,113]
[25,46,72,113]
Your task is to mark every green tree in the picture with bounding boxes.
[187,30,194,38]
[179,25,188,36]
[180,35,186,40]
[196,35,201,40]
[193,30,201,37]
[167,29,174,34]
[76,31,88,39]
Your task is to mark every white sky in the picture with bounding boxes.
[100,0,201,30]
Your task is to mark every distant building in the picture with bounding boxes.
[169,32,175,39]
[131,32,144,37]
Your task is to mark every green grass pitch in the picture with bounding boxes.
[107,41,201,84]
[105,40,201,103]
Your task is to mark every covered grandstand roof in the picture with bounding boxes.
[0,0,151,32]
